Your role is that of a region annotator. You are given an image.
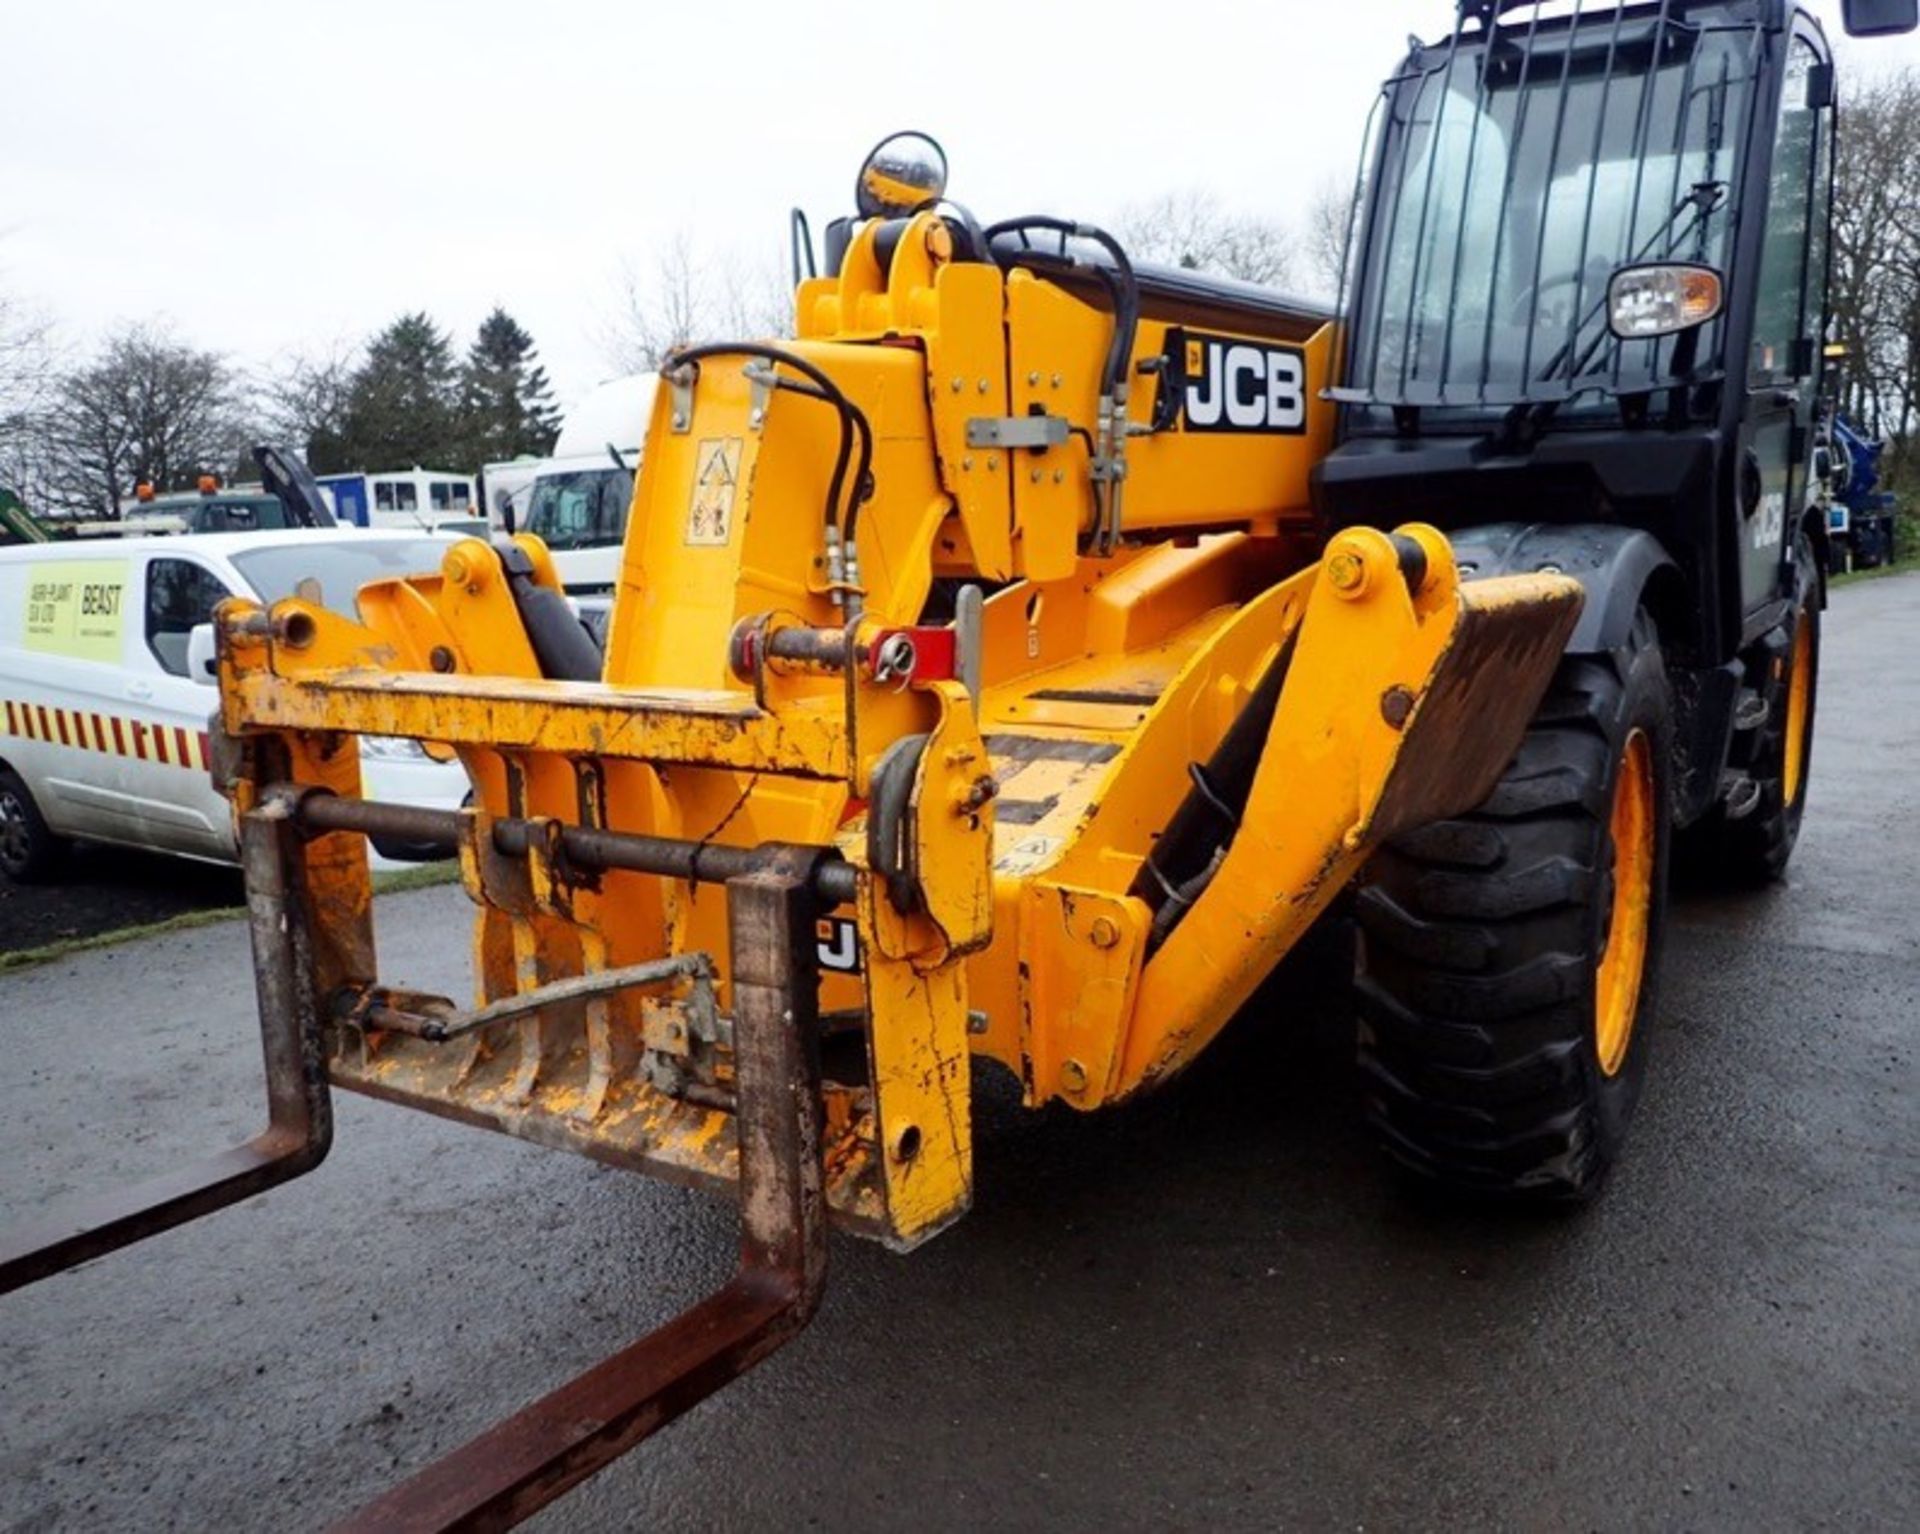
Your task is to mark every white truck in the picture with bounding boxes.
[476,457,544,533]
[516,374,654,595]
[0,529,471,879]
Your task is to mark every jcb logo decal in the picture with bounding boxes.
[1182,332,1307,435]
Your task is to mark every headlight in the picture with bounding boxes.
[359,734,430,762]
[1607,263,1724,340]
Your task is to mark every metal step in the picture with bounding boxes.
[1722,772,1765,821]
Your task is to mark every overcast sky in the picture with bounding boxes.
[5,1,1917,410]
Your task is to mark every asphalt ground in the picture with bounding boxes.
[0,845,241,957]
[2,572,1915,1531]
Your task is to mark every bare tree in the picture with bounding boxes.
[1303,179,1359,305]
[42,324,246,516]
[1829,67,1920,483]
[257,337,360,474]
[1114,190,1298,289]
[0,291,59,508]
[602,233,792,373]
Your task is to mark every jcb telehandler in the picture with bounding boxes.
[6,0,1911,1524]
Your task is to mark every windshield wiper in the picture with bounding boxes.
[1513,179,1727,435]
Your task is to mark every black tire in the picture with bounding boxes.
[0,765,68,883]
[1354,611,1674,1201]
[1681,533,1819,885]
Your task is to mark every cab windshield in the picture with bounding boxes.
[1348,6,1761,416]
[523,468,634,551]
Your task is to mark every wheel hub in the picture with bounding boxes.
[0,789,29,872]
[1783,611,1813,807]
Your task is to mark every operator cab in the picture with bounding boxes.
[1318,0,1914,665]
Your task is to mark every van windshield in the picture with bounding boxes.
[523,468,634,550]
[231,538,453,612]
[1348,8,1760,415]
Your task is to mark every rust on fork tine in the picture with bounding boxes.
[0,801,334,1295]
[331,846,830,1532]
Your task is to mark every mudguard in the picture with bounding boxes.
[1448,523,1677,657]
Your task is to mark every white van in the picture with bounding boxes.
[0,529,471,880]
[518,375,654,594]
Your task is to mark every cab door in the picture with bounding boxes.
[118,550,237,859]
[1736,32,1831,626]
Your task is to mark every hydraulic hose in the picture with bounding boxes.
[983,216,1140,404]
[664,343,873,549]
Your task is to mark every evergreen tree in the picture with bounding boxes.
[458,307,562,464]
[339,313,460,470]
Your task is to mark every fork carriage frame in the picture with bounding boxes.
[2,785,842,1530]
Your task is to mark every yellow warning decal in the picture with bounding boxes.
[22,560,128,663]
[685,438,742,546]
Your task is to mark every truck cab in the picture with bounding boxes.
[516,374,654,595]
[120,481,305,537]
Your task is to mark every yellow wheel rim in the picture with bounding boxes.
[1782,612,1813,808]
[1595,728,1655,1078]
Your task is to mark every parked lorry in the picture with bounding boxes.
[115,479,312,537]
[6,0,1910,1525]
[515,373,653,593]
[315,467,479,531]
[476,455,544,532]
[83,447,341,539]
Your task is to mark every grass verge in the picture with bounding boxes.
[1830,555,1919,588]
[0,860,461,976]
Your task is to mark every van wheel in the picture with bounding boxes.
[1353,610,1673,1201]
[0,766,68,883]
[1681,533,1819,884]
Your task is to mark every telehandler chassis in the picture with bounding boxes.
[2,150,1584,1525]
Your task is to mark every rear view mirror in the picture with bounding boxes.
[855,131,948,219]
[186,622,217,685]
[1842,0,1918,36]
